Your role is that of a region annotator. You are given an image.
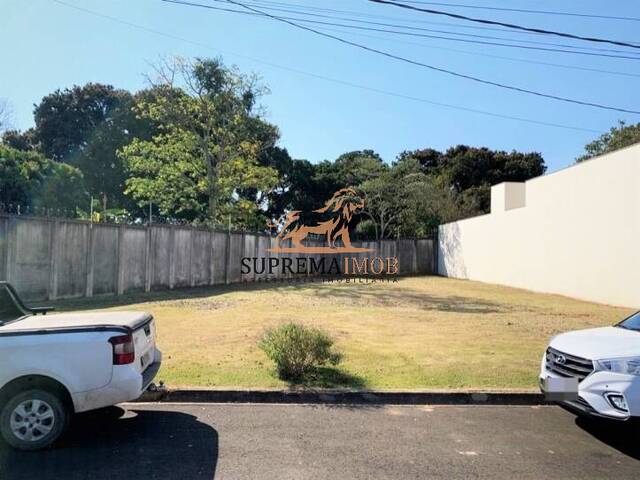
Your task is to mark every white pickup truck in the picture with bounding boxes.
[0,281,161,450]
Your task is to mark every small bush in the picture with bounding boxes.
[258,323,342,380]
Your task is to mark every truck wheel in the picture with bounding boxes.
[0,389,69,451]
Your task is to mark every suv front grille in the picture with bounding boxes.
[546,347,594,382]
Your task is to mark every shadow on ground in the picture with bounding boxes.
[33,280,335,311]
[313,285,508,314]
[285,366,368,389]
[576,416,640,461]
[39,277,509,315]
[0,406,219,480]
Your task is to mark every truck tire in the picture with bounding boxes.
[0,389,69,451]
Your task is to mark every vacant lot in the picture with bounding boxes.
[48,277,633,390]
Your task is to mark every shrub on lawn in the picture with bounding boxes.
[258,323,342,380]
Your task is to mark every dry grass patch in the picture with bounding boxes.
[47,277,633,390]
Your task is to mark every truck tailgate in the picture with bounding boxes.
[132,318,157,374]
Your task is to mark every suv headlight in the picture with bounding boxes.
[594,357,640,375]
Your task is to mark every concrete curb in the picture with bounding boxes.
[137,389,548,406]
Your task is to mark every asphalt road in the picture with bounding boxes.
[1,403,638,479]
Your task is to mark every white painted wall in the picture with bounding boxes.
[438,143,640,308]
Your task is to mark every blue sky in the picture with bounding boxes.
[1,0,639,172]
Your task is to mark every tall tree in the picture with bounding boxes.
[576,121,640,162]
[440,145,545,212]
[34,83,125,161]
[25,83,155,213]
[400,145,545,215]
[0,144,85,210]
[120,57,279,227]
[359,160,421,240]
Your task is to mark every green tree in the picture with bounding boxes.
[15,84,155,213]
[359,158,467,238]
[121,57,279,227]
[1,129,37,151]
[576,121,640,162]
[400,145,545,216]
[33,83,124,161]
[270,150,386,232]
[333,149,386,186]
[397,148,442,174]
[0,144,85,210]
[400,174,470,235]
[69,89,157,214]
[359,160,422,240]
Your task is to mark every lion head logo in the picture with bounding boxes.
[268,188,371,253]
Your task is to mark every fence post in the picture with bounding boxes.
[85,223,94,297]
[224,230,231,285]
[144,225,152,293]
[5,216,16,284]
[48,219,58,300]
[240,232,246,282]
[116,225,125,295]
[0,218,7,281]
[169,226,176,290]
[188,229,195,288]
[209,230,215,286]
[433,228,439,275]
[254,234,259,282]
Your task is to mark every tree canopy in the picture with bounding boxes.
[1,55,552,237]
[120,57,279,228]
[0,144,85,211]
[576,121,640,162]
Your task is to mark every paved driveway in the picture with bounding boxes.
[1,403,638,479]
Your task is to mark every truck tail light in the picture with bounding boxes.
[109,334,135,365]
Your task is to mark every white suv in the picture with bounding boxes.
[540,311,640,420]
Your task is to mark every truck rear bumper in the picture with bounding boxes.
[71,348,162,413]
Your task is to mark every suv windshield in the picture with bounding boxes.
[617,311,640,331]
[0,285,26,325]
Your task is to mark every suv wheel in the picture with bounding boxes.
[0,389,69,450]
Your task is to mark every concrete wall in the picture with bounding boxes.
[0,216,435,301]
[438,144,640,308]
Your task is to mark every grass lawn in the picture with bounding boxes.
[47,277,633,391]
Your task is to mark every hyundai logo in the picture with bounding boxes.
[554,354,567,365]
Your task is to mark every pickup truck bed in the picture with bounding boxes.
[0,311,152,334]
[0,282,162,450]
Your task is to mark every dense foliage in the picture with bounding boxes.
[0,144,85,210]
[0,55,598,237]
[576,121,640,162]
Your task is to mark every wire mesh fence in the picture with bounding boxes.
[0,203,437,240]
[0,202,196,227]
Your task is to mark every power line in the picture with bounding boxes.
[369,0,640,49]
[166,0,640,71]
[242,0,640,43]
[201,0,640,56]
[48,0,602,133]
[163,1,640,60]
[397,0,640,22]
[246,0,640,40]
[166,0,640,114]
[315,25,640,79]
